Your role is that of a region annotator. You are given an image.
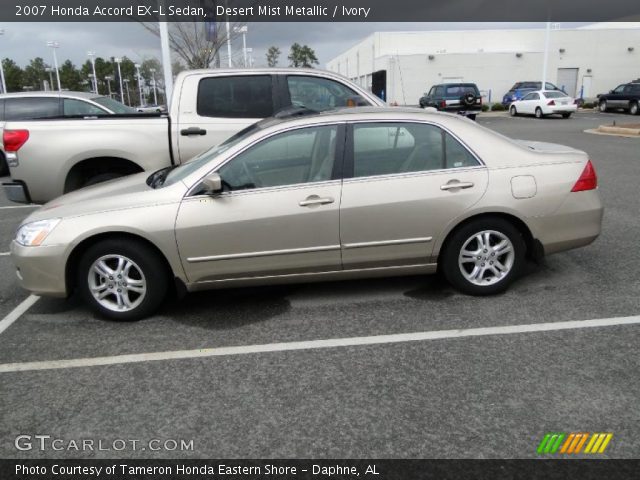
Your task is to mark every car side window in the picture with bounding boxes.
[445,132,479,168]
[4,97,60,120]
[287,76,360,111]
[63,99,107,116]
[434,86,445,97]
[218,125,338,191]
[197,75,274,118]
[613,85,625,94]
[427,87,435,96]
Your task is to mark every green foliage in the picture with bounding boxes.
[490,103,506,111]
[581,102,595,109]
[481,104,490,112]
[23,57,48,90]
[288,43,319,68]
[266,46,281,67]
[2,58,24,92]
[59,60,84,91]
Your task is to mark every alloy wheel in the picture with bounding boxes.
[458,230,515,286]
[88,254,147,312]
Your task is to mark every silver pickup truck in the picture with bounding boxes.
[2,68,383,204]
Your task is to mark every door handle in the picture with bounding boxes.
[440,181,474,191]
[299,196,335,207]
[180,127,207,136]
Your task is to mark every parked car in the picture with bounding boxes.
[0,91,133,177]
[419,83,482,118]
[11,107,603,320]
[502,81,562,106]
[509,90,578,119]
[2,68,383,204]
[597,82,640,114]
[136,104,166,113]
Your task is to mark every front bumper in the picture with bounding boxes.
[10,241,68,297]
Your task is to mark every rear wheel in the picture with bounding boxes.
[562,112,572,119]
[442,217,526,295]
[535,107,543,119]
[630,101,639,115]
[599,100,608,112]
[509,105,518,117]
[78,238,169,321]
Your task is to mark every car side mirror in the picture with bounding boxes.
[202,172,222,195]
[609,90,614,94]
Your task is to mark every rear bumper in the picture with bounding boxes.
[2,181,31,204]
[529,190,603,256]
[545,105,578,114]
[10,241,68,297]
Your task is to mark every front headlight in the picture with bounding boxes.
[15,219,61,246]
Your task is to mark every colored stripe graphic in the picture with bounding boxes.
[539,433,613,454]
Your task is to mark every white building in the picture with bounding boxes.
[326,23,640,105]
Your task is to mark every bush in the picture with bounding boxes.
[481,104,490,112]
[490,103,506,111]
[581,102,595,109]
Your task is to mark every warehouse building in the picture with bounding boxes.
[326,23,640,105]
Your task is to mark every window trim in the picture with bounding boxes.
[185,121,347,198]
[342,120,485,182]
[195,74,277,119]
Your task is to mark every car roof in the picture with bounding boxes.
[433,83,478,87]
[0,91,102,100]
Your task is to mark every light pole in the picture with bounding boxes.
[246,48,254,68]
[123,78,131,106]
[114,57,124,104]
[134,63,144,107]
[0,29,7,94]
[47,41,61,91]
[104,75,113,98]
[149,68,158,105]
[234,26,248,67]
[45,67,54,91]
[87,51,98,93]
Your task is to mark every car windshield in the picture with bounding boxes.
[91,96,136,114]
[157,124,262,188]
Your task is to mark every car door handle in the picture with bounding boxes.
[440,181,475,191]
[299,196,335,207]
[180,127,207,136]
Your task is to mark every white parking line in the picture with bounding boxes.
[0,252,9,256]
[0,295,39,337]
[0,314,638,374]
[0,205,38,209]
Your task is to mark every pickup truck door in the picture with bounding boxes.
[175,73,279,163]
[175,124,344,284]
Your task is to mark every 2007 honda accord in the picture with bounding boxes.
[11,108,603,320]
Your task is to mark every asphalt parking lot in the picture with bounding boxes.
[0,110,639,459]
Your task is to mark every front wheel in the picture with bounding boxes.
[630,102,639,116]
[441,218,526,295]
[535,107,544,119]
[509,105,518,117]
[78,238,169,321]
[599,100,608,112]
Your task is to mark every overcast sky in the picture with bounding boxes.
[0,22,588,70]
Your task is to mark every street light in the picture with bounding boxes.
[47,41,62,91]
[149,68,158,105]
[0,29,7,94]
[123,78,131,106]
[234,25,248,67]
[134,63,144,107]
[114,57,124,104]
[45,67,55,91]
[246,47,254,68]
[104,75,113,98]
[87,51,98,94]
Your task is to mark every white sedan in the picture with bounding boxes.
[509,90,578,119]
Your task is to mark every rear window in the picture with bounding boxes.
[4,97,60,120]
[197,75,274,119]
[544,91,568,98]
[445,85,479,96]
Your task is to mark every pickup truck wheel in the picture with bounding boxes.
[630,101,639,116]
[599,100,608,112]
[83,172,124,188]
[78,239,168,321]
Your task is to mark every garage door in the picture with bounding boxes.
[557,68,579,97]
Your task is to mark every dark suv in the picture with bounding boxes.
[419,83,482,118]
[597,83,640,115]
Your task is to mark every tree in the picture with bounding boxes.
[59,60,83,91]
[2,58,24,92]
[288,43,319,68]
[139,21,244,69]
[23,57,48,91]
[266,46,281,67]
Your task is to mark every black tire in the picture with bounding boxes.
[77,238,169,321]
[461,92,476,107]
[562,112,572,119]
[82,172,125,188]
[0,152,8,177]
[535,107,543,119]
[630,101,639,116]
[441,217,526,296]
[599,100,608,112]
[509,105,518,117]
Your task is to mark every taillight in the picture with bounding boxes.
[3,129,29,152]
[547,100,556,106]
[571,160,597,192]
[440,100,446,108]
